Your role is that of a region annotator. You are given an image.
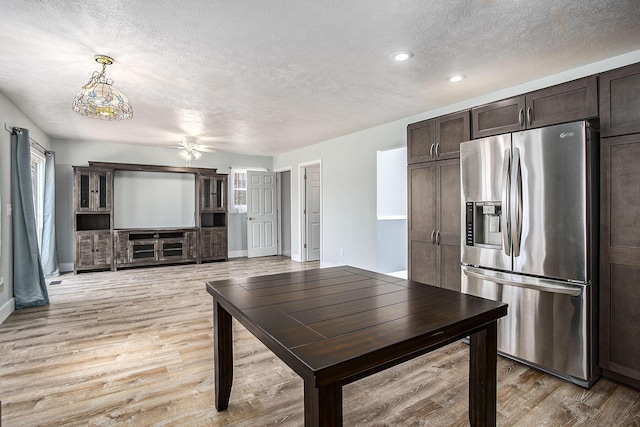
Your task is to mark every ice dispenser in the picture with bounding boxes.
[465,202,503,248]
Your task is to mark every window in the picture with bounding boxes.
[30,149,46,248]
[230,169,247,213]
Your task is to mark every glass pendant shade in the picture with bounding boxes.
[72,55,133,120]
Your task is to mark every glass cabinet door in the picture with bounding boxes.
[214,177,226,210]
[79,172,91,209]
[97,173,109,210]
[201,176,213,210]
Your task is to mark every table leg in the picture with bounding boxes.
[469,322,498,427]
[214,300,233,411]
[304,380,342,427]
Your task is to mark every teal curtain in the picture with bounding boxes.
[41,151,60,277]
[11,127,49,308]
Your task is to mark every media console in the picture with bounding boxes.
[114,228,198,270]
[73,162,228,273]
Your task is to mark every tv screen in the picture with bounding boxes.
[113,170,196,229]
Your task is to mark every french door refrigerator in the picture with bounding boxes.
[460,121,599,387]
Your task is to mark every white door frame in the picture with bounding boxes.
[275,166,292,257]
[298,160,322,262]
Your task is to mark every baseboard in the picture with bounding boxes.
[60,263,74,273]
[228,250,247,258]
[0,297,16,325]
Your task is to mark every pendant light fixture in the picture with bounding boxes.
[72,55,133,120]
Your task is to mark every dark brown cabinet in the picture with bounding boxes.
[599,132,640,389]
[407,110,470,164]
[472,76,598,138]
[75,232,112,270]
[408,158,461,291]
[199,173,228,261]
[600,62,640,137]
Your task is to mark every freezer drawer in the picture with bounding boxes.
[462,266,597,387]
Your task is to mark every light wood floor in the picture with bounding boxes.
[1,257,638,426]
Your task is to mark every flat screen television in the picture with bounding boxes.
[113,170,196,229]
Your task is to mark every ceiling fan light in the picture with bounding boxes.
[72,55,133,120]
[179,149,192,161]
[193,150,202,160]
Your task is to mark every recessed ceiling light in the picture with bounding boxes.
[391,51,413,62]
[449,75,464,82]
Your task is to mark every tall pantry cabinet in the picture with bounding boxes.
[407,110,469,291]
[599,62,640,389]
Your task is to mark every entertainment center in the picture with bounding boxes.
[73,161,228,273]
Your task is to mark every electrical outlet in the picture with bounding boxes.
[339,249,344,257]
[6,204,12,216]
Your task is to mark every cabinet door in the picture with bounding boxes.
[526,76,598,129]
[600,134,640,386]
[407,119,436,164]
[435,158,461,292]
[600,62,640,137]
[472,96,525,139]
[201,228,215,259]
[200,176,215,212]
[75,232,112,269]
[74,169,111,212]
[76,234,96,268]
[75,170,92,212]
[408,163,436,285]
[93,233,113,265]
[212,228,228,258]
[213,176,227,210]
[93,171,112,212]
[435,110,470,160]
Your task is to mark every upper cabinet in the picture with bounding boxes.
[600,62,640,137]
[472,76,598,139]
[200,175,227,212]
[408,110,470,163]
[74,167,112,212]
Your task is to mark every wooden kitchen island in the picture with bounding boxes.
[206,266,507,426]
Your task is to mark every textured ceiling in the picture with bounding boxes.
[1,1,640,155]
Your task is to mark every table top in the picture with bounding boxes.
[206,266,507,387]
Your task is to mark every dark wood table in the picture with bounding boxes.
[206,266,507,426]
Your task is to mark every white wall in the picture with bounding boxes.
[51,139,272,270]
[273,49,640,272]
[0,91,52,323]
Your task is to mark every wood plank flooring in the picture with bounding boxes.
[0,257,638,426]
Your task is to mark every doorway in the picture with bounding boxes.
[277,169,292,258]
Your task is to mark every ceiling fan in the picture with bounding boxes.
[174,136,216,162]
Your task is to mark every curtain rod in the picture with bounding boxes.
[4,123,49,154]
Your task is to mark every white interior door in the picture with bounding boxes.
[247,171,277,258]
[305,166,321,261]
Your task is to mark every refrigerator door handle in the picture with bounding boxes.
[462,266,583,296]
[501,149,511,256]
[511,147,523,257]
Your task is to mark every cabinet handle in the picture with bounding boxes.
[518,108,524,126]
[435,143,440,158]
[430,230,436,244]
[527,107,532,126]
[436,230,441,245]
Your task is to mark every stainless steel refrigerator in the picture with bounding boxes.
[460,121,599,387]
